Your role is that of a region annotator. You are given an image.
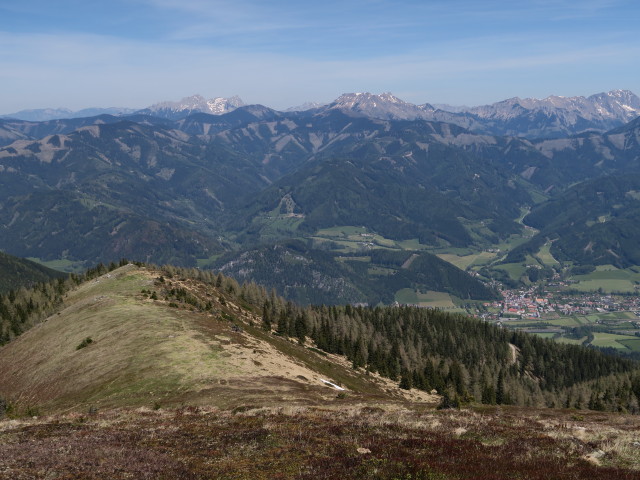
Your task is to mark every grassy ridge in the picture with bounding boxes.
[0,264,410,413]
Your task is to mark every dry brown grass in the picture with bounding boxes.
[2,405,640,479]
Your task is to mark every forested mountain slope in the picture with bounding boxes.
[507,174,640,267]
[0,251,66,294]
[213,242,497,305]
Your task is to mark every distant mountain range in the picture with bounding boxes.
[1,89,640,302]
[4,89,638,138]
[0,95,245,122]
[0,107,138,122]
[320,90,640,139]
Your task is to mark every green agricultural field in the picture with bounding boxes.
[394,289,456,309]
[555,336,588,345]
[336,256,371,263]
[494,231,536,252]
[590,332,639,350]
[417,291,457,309]
[545,317,583,327]
[494,262,528,282]
[571,279,638,293]
[255,215,305,240]
[316,225,368,237]
[570,265,640,293]
[373,237,396,248]
[428,247,476,256]
[509,322,552,329]
[395,288,419,304]
[532,332,557,339]
[396,238,429,250]
[314,226,406,252]
[27,257,86,273]
[437,251,496,270]
[196,254,222,268]
[535,243,559,267]
[368,266,396,276]
[618,338,640,352]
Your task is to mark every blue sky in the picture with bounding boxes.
[1,0,639,112]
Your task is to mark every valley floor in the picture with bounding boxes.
[1,404,640,479]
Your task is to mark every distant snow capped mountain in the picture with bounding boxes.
[469,89,640,121]
[465,89,640,137]
[137,94,245,120]
[432,104,471,113]
[285,101,326,112]
[0,107,136,122]
[321,89,640,138]
[319,92,486,132]
[325,92,435,120]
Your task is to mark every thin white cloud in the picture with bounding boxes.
[1,27,638,112]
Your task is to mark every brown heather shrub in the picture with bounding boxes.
[1,406,640,479]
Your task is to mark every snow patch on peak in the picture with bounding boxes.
[143,95,245,118]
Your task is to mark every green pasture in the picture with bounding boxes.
[494,262,528,282]
[531,332,557,339]
[570,265,640,293]
[555,336,588,345]
[535,243,559,267]
[395,289,457,309]
[437,251,496,270]
[27,257,86,273]
[590,332,639,350]
[545,317,583,327]
[617,338,640,352]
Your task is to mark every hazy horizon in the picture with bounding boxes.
[1,0,639,113]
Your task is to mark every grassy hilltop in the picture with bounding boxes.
[0,264,416,412]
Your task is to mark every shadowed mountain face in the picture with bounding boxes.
[0,251,66,294]
[508,174,640,268]
[213,241,498,305]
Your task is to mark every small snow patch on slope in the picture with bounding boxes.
[320,379,345,391]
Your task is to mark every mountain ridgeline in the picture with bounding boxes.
[1,90,640,303]
[2,263,639,414]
